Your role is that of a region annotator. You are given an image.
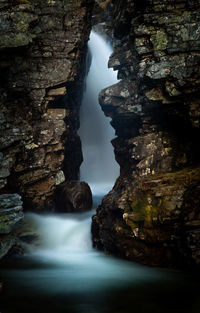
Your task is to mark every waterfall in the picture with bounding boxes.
[28,212,93,255]
[78,31,120,197]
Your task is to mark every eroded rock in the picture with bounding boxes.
[92,0,200,268]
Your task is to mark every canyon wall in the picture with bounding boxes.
[92,0,200,268]
[0,0,94,257]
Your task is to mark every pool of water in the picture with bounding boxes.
[0,211,200,313]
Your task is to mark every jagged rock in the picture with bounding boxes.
[55,181,92,212]
[92,0,200,268]
[0,0,94,211]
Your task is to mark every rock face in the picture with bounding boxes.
[0,0,94,211]
[0,194,23,259]
[55,181,92,212]
[93,0,113,35]
[92,0,200,268]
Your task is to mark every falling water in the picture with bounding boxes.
[79,30,120,197]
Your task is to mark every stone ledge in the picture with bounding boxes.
[0,194,23,234]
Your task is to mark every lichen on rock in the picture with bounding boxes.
[0,0,94,211]
[92,0,200,268]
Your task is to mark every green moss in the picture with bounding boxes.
[0,32,33,48]
[153,30,168,50]
[124,167,200,228]
[125,194,162,227]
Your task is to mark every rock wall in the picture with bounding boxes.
[0,193,23,258]
[0,0,94,211]
[92,0,200,268]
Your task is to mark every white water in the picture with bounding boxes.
[18,211,166,295]
[78,30,120,196]
[2,212,199,313]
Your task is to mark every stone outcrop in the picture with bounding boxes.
[55,181,92,212]
[0,193,23,258]
[92,0,200,268]
[0,0,94,211]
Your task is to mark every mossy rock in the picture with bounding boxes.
[125,194,162,228]
[150,30,168,51]
[124,167,200,228]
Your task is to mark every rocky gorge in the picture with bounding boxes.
[0,0,200,269]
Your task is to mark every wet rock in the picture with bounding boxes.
[92,0,200,268]
[0,0,94,211]
[55,181,93,212]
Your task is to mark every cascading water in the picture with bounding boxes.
[78,30,120,198]
[1,31,200,313]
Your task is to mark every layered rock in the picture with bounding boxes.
[0,194,23,258]
[92,0,200,268]
[0,0,94,211]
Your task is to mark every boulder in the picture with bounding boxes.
[55,181,93,212]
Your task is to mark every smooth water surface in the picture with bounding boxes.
[0,211,200,313]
